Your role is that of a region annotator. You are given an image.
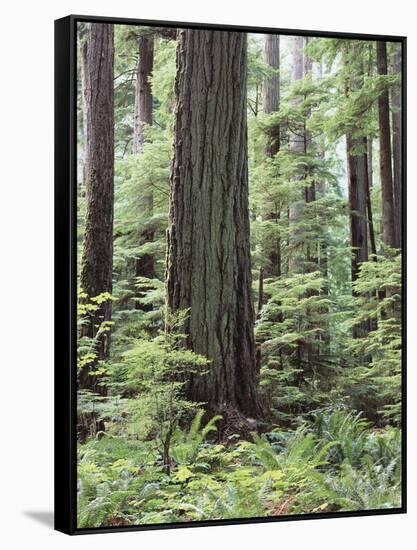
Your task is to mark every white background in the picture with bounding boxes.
[1,0,414,548]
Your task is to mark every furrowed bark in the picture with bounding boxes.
[166,30,261,418]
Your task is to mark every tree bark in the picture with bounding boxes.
[390,45,402,248]
[79,23,114,393]
[166,30,261,418]
[376,41,397,249]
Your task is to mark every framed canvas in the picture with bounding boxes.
[54,14,407,535]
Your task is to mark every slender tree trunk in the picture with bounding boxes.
[133,33,155,306]
[167,30,261,419]
[376,41,397,249]
[346,135,369,282]
[315,62,328,283]
[288,36,306,274]
[263,35,281,280]
[263,35,280,156]
[344,46,369,287]
[346,134,370,338]
[133,33,154,154]
[391,45,402,248]
[366,137,377,258]
[79,23,114,438]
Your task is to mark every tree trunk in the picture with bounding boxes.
[347,134,370,338]
[133,33,154,154]
[391,45,402,248]
[263,35,281,280]
[288,36,306,274]
[346,135,369,282]
[167,30,261,419]
[263,34,280,156]
[366,137,377,258]
[79,23,114,394]
[133,33,155,305]
[376,41,397,249]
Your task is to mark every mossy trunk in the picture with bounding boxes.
[79,23,114,394]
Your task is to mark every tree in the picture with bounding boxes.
[263,35,280,157]
[166,29,261,419]
[376,41,397,249]
[133,32,154,154]
[343,44,369,285]
[262,34,281,279]
[133,31,156,300]
[79,23,114,393]
[288,35,306,273]
[346,134,369,282]
[391,44,402,247]
[366,137,377,258]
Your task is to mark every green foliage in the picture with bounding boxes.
[77,409,401,525]
[171,411,223,465]
[344,252,402,423]
[76,30,403,528]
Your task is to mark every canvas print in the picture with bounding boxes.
[75,21,404,529]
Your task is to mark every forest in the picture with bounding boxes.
[76,22,403,528]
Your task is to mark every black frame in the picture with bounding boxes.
[54,14,407,535]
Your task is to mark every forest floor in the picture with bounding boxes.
[77,409,401,528]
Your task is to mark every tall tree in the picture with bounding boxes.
[133,32,156,299]
[376,41,397,249]
[263,35,280,157]
[166,30,261,419]
[366,137,377,258]
[79,23,114,393]
[133,32,154,154]
[344,45,369,285]
[390,44,402,247]
[346,134,369,281]
[263,34,281,280]
[344,45,370,337]
[288,35,306,273]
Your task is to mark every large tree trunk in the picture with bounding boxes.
[133,33,155,305]
[166,30,261,419]
[391,45,402,248]
[79,23,114,394]
[376,41,397,249]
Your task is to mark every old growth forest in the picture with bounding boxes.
[76,23,403,528]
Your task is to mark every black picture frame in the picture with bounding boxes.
[54,14,407,535]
